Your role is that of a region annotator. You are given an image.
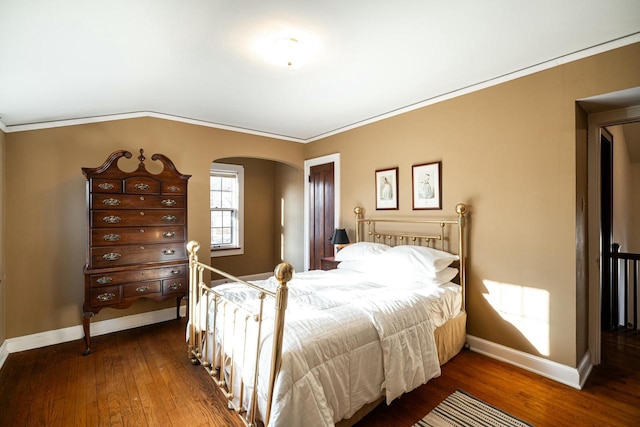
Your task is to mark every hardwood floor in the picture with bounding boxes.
[1,319,638,426]
[358,328,640,426]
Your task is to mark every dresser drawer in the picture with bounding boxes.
[123,280,162,298]
[88,263,187,287]
[90,244,187,268]
[162,277,187,296]
[91,226,185,246]
[89,286,122,307]
[123,176,161,194]
[91,179,123,194]
[92,194,185,210]
[91,209,185,227]
[161,181,187,195]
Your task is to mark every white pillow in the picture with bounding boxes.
[376,245,459,275]
[334,241,391,262]
[427,266,459,285]
[336,259,377,273]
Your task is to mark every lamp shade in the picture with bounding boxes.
[330,228,350,245]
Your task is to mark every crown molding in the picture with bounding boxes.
[2,33,639,143]
[1,111,308,143]
[308,33,640,141]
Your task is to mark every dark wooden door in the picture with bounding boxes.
[601,129,615,330]
[309,163,335,270]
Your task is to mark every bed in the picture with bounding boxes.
[186,203,468,427]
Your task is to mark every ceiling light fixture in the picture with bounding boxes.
[265,36,308,68]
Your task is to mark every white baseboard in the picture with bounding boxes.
[0,271,270,370]
[0,305,187,371]
[467,335,591,389]
[0,340,8,371]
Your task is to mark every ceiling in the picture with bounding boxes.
[1,1,639,143]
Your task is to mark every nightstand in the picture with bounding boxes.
[320,257,340,271]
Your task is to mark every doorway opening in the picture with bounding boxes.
[585,92,640,365]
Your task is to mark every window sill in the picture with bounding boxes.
[211,247,244,257]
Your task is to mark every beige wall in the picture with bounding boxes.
[305,43,640,367]
[3,42,640,369]
[274,162,305,269]
[0,128,5,344]
[4,117,304,338]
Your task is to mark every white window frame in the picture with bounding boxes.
[210,162,244,257]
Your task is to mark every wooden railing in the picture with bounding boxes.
[610,243,639,329]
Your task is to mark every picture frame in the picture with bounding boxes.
[412,161,442,210]
[375,167,399,210]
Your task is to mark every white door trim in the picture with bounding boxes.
[304,154,340,272]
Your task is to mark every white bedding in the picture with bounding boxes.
[195,268,462,427]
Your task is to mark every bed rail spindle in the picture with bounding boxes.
[187,241,200,362]
[264,262,294,427]
[248,295,266,426]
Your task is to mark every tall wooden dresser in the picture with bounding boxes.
[82,149,190,355]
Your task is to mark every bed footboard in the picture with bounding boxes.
[186,240,293,427]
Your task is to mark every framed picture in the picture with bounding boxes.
[375,167,399,210]
[412,161,442,210]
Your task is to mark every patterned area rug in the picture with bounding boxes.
[414,389,533,427]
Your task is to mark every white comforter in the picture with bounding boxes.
[203,269,457,427]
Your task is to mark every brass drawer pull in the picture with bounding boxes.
[102,198,121,206]
[103,233,121,242]
[96,276,113,284]
[171,269,181,275]
[161,199,176,207]
[167,186,180,192]
[168,283,182,291]
[103,253,121,261]
[103,215,121,224]
[98,183,115,190]
[162,215,177,222]
[136,286,149,293]
[96,292,116,302]
[163,231,176,238]
[134,183,150,191]
[163,249,175,255]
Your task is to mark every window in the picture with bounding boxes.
[210,162,244,256]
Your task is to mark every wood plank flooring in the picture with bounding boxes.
[1,318,638,426]
[359,328,640,426]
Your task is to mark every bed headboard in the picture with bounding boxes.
[353,203,468,310]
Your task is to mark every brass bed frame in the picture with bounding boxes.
[186,203,468,427]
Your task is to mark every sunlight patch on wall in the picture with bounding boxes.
[483,280,550,356]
